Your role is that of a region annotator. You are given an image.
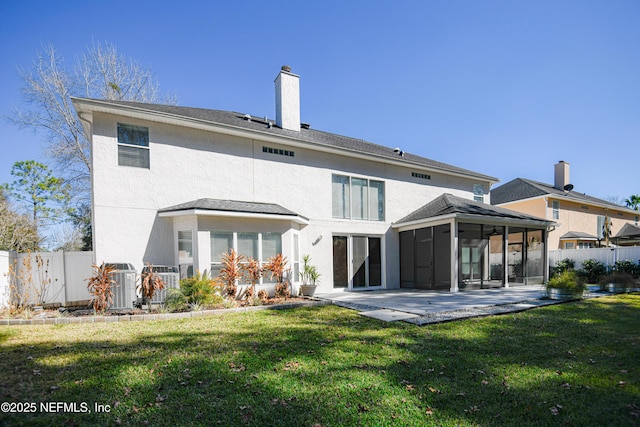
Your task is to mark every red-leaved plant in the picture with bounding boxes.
[242,257,263,300]
[220,249,244,299]
[264,254,290,298]
[138,263,165,306]
[86,263,117,313]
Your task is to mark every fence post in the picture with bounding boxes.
[0,251,10,309]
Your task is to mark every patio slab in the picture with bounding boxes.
[359,309,420,322]
[319,286,627,324]
[318,285,548,316]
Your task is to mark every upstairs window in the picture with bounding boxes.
[473,184,484,202]
[552,201,560,220]
[117,123,149,168]
[332,174,384,221]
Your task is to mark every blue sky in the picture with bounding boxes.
[1,0,639,204]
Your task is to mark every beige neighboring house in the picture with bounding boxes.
[491,161,640,250]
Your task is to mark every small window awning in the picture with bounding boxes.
[158,198,309,225]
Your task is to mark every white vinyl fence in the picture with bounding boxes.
[0,251,10,309]
[550,247,640,270]
[1,251,181,309]
[0,250,94,308]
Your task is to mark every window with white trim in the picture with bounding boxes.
[210,231,282,284]
[552,201,560,220]
[178,230,193,278]
[473,184,484,202]
[117,123,149,168]
[210,232,234,278]
[332,174,384,221]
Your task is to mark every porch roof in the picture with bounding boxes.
[614,223,640,239]
[158,198,309,225]
[393,194,554,229]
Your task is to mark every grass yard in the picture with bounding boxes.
[1,294,639,426]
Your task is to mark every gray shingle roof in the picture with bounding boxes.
[77,98,497,182]
[395,193,552,225]
[559,231,598,240]
[491,178,634,213]
[159,198,304,218]
[614,223,640,239]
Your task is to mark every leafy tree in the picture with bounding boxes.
[68,202,92,251]
[3,160,71,231]
[9,41,176,195]
[625,194,640,211]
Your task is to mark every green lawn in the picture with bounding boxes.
[1,295,639,426]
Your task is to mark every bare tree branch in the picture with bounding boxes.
[8,41,176,200]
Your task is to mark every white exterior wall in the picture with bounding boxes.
[91,112,488,292]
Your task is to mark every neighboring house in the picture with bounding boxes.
[491,161,639,250]
[72,66,554,295]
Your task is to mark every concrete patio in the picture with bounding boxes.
[316,285,565,324]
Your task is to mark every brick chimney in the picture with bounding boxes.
[275,65,300,131]
[554,160,570,190]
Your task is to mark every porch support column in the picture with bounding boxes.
[503,225,509,288]
[194,230,211,275]
[450,219,459,293]
[543,227,550,283]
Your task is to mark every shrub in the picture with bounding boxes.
[300,254,321,286]
[220,249,244,299]
[137,263,165,306]
[264,254,289,298]
[257,289,269,304]
[180,272,223,307]
[247,296,262,306]
[86,263,117,313]
[613,260,639,277]
[164,288,187,312]
[547,270,586,295]
[580,259,607,284]
[242,257,262,301]
[551,258,575,278]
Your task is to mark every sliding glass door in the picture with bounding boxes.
[333,235,383,289]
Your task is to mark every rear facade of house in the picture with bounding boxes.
[74,66,552,295]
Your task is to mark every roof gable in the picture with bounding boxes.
[491,177,636,213]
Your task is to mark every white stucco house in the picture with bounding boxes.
[72,66,554,296]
